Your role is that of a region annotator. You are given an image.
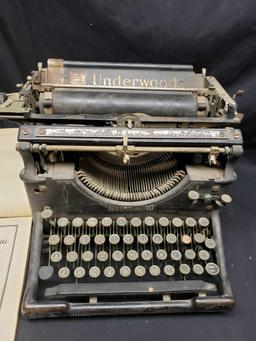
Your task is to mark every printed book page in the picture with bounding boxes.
[0,128,31,218]
[0,217,31,341]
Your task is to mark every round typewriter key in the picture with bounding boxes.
[109,234,120,245]
[104,266,116,278]
[198,249,210,261]
[172,217,183,228]
[72,217,83,228]
[188,190,200,201]
[179,263,191,275]
[86,217,98,228]
[205,262,220,276]
[116,217,127,227]
[41,208,53,220]
[97,250,108,262]
[205,238,216,249]
[120,266,131,277]
[164,264,175,276]
[58,267,70,279]
[74,267,85,279]
[149,265,161,276]
[48,234,60,246]
[156,249,167,260]
[89,266,101,278]
[171,250,182,261]
[144,216,155,227]
[38,265,54,280]
[193,264,204,275]
[50,251,62,263]
[185,249,196,260]
[194,233,205,244]
[130,217,141,228]
[166,233,177,244]
[94,234,105,245]
[141,250,153,261]
[127,249,138,261]
[159,217,169,228]
[221,194,232,205]
[198,217,210,228]
[152,234,163,244]
[138,234,148,244]
[79,234,90,245]
[82,250,94,262]
[57,217,69,228]
[123,234,134,245]
[134,265,146,277]
[64,234,75,246]
[112,250,124,262]
[101,217,112,228]
[185,217,196,228]
[66,251,78,262]
[181,234,192,245]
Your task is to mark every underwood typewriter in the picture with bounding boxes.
[0,59,243,318]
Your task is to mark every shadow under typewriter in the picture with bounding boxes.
[22,211,234,318]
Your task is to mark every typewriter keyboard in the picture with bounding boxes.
[38,212,221,299]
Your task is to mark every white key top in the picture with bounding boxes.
[82,250,94,262]
[171,250,182,261]
[152,234,163,244]
[79,234,90,245]
[123,234,134,245]
[141,250,153,261]
[48,234,60,246]
[134,265,146,277]
[112,250,124,262]
[50,251,62,263]
[104,266,115,278]
[72,217,84,228]
[137,234,148,244]
[205,262,220,276]
[198,250,210,261]
[185,249,196,260]
[166,233,177,244]
[109,234,120,245]
[119,266,131,277]
[58,267,70,279]
[97,250,108,262]
[205,238,216,249]
[193,264,204,275]
[156,249,167,260]
[66,251,78,262]
[74,267,85,278]
[149,265,161,276]
[127,249,138,261]
[179,263,191,275]
[57,217,69,228]
[63,234,75,246]
[164,264,175,276]
[89,266,101,278]
[94,234,105,245]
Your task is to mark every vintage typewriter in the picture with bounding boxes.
[0,59,243,318]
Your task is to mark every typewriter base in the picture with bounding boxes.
[22,211,235,319]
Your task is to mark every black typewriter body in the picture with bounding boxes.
[0,60,243,318]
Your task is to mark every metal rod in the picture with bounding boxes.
[34,144,226,154]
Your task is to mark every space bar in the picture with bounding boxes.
[44,280,217,298]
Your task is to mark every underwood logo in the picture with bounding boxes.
[92,73,184,89]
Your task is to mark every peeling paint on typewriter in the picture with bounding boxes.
[0,59,243,318]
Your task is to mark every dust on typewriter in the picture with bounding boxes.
[0,59,243,318]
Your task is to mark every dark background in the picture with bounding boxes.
[0,0,255,340]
